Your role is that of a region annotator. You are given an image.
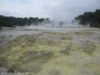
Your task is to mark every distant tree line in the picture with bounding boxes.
[75,9,100,28]
[0,15,50,28]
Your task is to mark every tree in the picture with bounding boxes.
[0,15,50,27]
[75,9,100,28]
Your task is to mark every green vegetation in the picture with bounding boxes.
[0,15,50,28]
[75,9,100,28]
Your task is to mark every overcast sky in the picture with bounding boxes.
[0,0,100,21]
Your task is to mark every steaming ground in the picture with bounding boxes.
[0,25,99,44]
[0,25,100,75]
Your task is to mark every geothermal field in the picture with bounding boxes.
[0,26,100,75]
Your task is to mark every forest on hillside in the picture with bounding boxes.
[0,15,50,28]
[75,9,100,28]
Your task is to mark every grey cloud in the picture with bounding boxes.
[0,0,100,21]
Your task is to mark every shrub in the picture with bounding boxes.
[82,41,96,54]
[40,50,54,57]
[48,70,61,75]
[60,46,71,55]
[0,57,8,67]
